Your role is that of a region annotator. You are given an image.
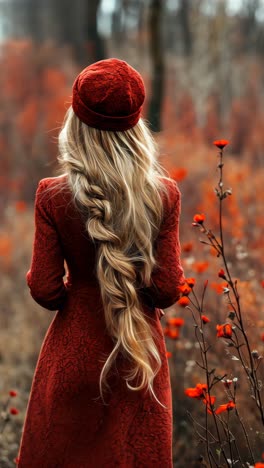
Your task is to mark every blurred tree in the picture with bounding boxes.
[178,0,192,56]
[6,0,106,64]
[241,0,260,52]
[49,0,84,61]
[112,0,124,44]
[111,0,147,45]
[147,0,165,132]
[23,0,42,42]
[83,0,106,63]
[47,0,107,64]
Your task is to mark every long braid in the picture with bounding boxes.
[58,107,171,408]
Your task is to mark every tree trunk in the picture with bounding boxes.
[8,0,106,65]
[147,0,165,133]
[178,0,192,56]
[83,0,107,65]
[48,0,86,64]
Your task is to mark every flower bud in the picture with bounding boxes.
[251,350,259,359]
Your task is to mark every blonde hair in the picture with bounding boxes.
[57,106,172,408]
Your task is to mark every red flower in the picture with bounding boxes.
[179,284,192,296]
[164,328,180,340]
[202,394,216,414]
[210,281,228,294]
[218,268,226,279]
[193,261,209,274]
[9,390,17,397]
[213,139,230,150]
[185,383,207,399]
[185,277,195,288]
[216,323,233,339]
[182,242,193,253]
[166,351,172,358]
[167,317,184,327]
[193,213,206,224]
[14,457,20,464]
[261,333,264,342]
[255,463,264,468]
[202,394,216,406]
[170,167,188,182]
[215,400,235,414]
[178,296,190,307]
[14,200,27,213]
[201,315,210,324]
[221,379,233,388]
[9,407,19,415]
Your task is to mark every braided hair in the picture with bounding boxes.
[57,106,171,408]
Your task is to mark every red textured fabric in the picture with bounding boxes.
[17,175,185,468]
[71,58,146,131]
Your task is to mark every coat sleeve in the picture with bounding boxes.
[138,180,185,310]
[26,179,68,311]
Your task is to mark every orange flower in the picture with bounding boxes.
[202,394,216,405]
[218,268,226,279]
[178,296,190,307]
[170,167,188,182]
[179,284,192,296]
[210,246,218,257]
[202,394,216,413]
[201,315,210,324]
[165,328,180,339]
[9,407,19,415]
[193,261,209,274]
[255,463,264,468]
[167,317,184,327]
[166,351,172,358]
[213,139,230,150]
[0,235,12,257]
[210,281,228,294]
[186,384,216,414]
[216,323,233,339]
[193,213,206,224]
[185,383,207,399]
[215,401,235,414]
[182,242,193,253]
[185,277,195,288]
[14,200,27,213]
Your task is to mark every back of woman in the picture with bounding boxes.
[17,58,185,468]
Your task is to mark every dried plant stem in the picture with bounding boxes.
[216,149,264,425]
[190,293,230,467]
[217,414,245,468]
[187,142,263,467]
[187,411,221,467]
[234,407,255,465]
[202,335,230,467]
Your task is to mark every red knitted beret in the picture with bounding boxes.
[71,58,146,132]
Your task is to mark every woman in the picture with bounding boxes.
[17,58,185,467]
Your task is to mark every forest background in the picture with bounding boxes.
[0,0,264,466]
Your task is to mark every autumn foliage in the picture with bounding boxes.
[163,141,264,466]
[1,39,264,467]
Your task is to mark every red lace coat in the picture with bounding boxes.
[17,175,185,468]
